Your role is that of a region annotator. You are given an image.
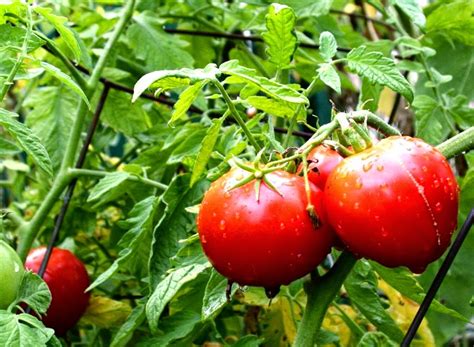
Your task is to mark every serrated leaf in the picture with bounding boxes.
[34,7,81,62]
[0,137,20,157]
[81,296,132,328]
[12,271,51,316]
[319,31,337,62]
[277,0,332,18]
[132,64,219,102]
[318,63,341,93]
[87,196,157,291]
[87,172,130,203]
[149,175,209,287]
[357,332,397,347]
[358,77,383,112]
[110,304,146,347]
[146,263,210,332]
[127,11,194,71]
[344,261,404,342]
[0,109,52,177]
[0,312,55,347]
[390,0,426,28]
[246,96,305,120]
[412,95,451,145]
[39,62,89,107]
[262,4,297,69]
[24,86,77,172]
[190,116,225,187]
[220,60,308,104]
[372,263,469,322]
[346,46,414,102]
[170,81,207,126]
[426,0,474,46]
[144,311,201,346]
[201,269,237,320]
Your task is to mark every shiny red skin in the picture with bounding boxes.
[303,145,344,190]
[25,247,90,335]
[325,136,459,273]
[197,168,335,290]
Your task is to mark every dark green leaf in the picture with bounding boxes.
[170,81,207,126]
[412,95,451,145]
[111,304,146,347]
[346,46,414,102]
[0,108,52,177]
[345,261,404,342]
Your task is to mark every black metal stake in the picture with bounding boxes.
[401,208,474,346]
[36,83,111,278]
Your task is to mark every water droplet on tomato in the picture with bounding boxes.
[295,214,301,220]
[338,201,344,207]
[342,192,347,199]
[376,164,384,171]
[433,180,440,188]
[344,181,350,188]
[374,215,380,222]
[381,227,388,237]
[449,193,455,201]
[363,162,373,172]
[219,220,226,230]
[354,202,360,209]
[417,186,425,194]
[422,166,428,172]
[297,253,302,259]
[336,223,342,230]
[355,178,363,189]
[223,233,227,239]
[397,195,402,202]
[435,202,442,212]
[280,223,285,230]
[212,212,217,218]
[201,235,207,244]
[224,191,231,198]
[234,212,240,220]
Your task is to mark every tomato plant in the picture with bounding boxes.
[325,136,459,273]
[25,247,90,336]
[0,0,473,346]
[197,167,335,296]
[0,241,24,310]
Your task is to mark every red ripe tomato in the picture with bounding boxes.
[302,145,344,190]
[324,136,459,273]
[197,168,335,294]
[25,247,90,335]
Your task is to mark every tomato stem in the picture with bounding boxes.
[436,126,474,159]
[294,251,357,347]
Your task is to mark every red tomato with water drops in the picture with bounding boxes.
[197,168,335,295]
[324,136,459,273]
[302,145,344,190]
[25,247,90,335]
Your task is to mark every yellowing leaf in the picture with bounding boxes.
[81,296,132,328]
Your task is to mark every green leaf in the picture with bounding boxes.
[220,60,308,104]
[0,312,55,347]
[110,304,146,347]
[87,196,158,291]
[0,2,27,25]
[24,86,77,172]
[127,11,194,71]
[345,261,404,342]
[39,62,89,107]
[412,95,451,145]
[390,0,425,28]
[201,269,237,320]
[319,31,337,62]
[87,172,130,204]
[132,64,219,102]
[11,271,51,316]
[346,46,414,102]
[143,311,201,346]
[0,108,52,177]
[149,175,209,287]
[358,77,383,112]
[169,80,207,126]
[357,332,397,347]
[246,96,305,120]
[34,7,81,62]
[0,137,20,157]
[190,116,226,187]
[233,335,265,347]
[372,263,469,322]
[146,263,210,332]
[102,89,152,136]
[277,0,332,18]
[426,0,474,46]
[317,63,341,93]
[262,4,297,69]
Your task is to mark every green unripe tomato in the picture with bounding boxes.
[0,241,24,310]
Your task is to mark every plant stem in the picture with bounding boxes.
[282,78,318,148]
[17,0,136,260]
[436,126,474,159]
[214,81,262,151]
[68,168,168,191]
[294,252,357,347]
[0,5,32,102]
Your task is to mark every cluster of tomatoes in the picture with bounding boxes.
[197,136,459,296]
[0,241,90,335]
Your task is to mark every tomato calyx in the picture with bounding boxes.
[335,113,372,153]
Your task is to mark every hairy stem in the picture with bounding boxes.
[294,252,357,347]
[436,126,474,159]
